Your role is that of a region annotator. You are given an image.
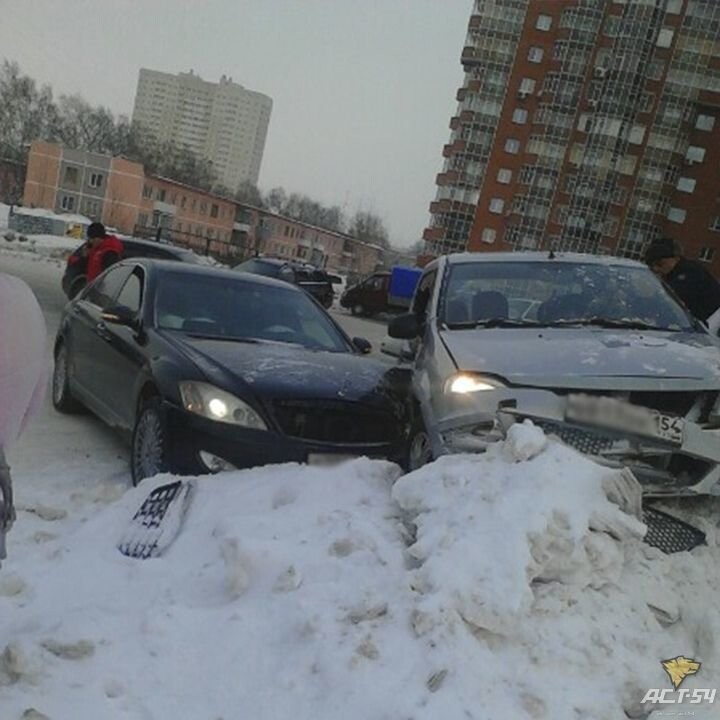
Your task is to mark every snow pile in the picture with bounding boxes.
[2,426,720,719]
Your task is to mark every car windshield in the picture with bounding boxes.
[155,271,350,352]
[441,260,695,332]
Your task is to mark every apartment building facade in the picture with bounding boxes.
[132,69,272,192]
[425,0,720,276]
[22,142,384,276]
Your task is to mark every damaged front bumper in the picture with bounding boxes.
[431,388,720,498]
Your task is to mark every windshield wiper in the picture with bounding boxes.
[445,318,546,329]
[546,317,677,331]
[181,332,261,343]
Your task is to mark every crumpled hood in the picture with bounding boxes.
[176,336,393,403]
[441,327,720,391]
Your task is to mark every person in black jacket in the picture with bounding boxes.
[644,237,720,328]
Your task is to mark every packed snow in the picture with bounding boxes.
[2,420,720,719]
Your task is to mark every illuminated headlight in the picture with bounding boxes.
[179,381,267,430]
[446,373,505,394]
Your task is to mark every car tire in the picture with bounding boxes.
[52,343,82,414]
[351,304,365,317]
[406,416,433,472]
[131,398,172,486]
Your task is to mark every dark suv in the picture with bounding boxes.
[61,237,202,299]
[234,257,334,308]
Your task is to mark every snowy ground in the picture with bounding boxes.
[2,423,720,719]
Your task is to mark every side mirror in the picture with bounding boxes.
[388,313,419,339]
[380,336,414,361]
[352,337,372,354]
[101,305,138,329]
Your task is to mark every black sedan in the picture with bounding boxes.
[52,260,408,484]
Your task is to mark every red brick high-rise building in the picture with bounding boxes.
[424,0,720,275]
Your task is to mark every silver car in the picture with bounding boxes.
[388,252,720,497]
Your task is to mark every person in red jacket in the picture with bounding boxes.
[84,222,124,282]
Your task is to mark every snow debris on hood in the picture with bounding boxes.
[3,427,720,719]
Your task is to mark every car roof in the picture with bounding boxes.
[121,237,193,255]
[444,251,646,269]
[124,258,304,291]
[242,256,288,267]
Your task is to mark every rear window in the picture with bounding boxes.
[235,259,281,278]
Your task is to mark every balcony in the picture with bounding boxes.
[442,139,467,158]
[423,227,444,242]
[456,87,468,102]
[436,170,460,186]
[461,46,482,67]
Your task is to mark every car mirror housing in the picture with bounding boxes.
[388,313,419,339]
[352,337,372,354]
[101,305,138,329]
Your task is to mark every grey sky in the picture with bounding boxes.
[1,0,470,248]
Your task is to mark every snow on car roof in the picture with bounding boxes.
[446,251,645,268]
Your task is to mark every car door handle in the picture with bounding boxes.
[96,322,112,341]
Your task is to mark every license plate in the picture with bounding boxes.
[565,394,685,445]
[307,453,359,467]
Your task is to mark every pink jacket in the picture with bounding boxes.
[0,273,48,448]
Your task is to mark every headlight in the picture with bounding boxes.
[446,373,505,394]
[179,381,267,430]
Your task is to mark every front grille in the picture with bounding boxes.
[272,400,396,444]
[535,421,616,456]
[643,506,706,554]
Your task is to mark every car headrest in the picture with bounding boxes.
[472,291,509,321]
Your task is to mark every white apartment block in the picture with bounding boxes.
[132,68,272,191]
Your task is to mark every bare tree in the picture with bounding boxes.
[234,181,264,207]
[349,210,389,248]
[0,61,60,163]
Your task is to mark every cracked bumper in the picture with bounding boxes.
[430,389,720,497]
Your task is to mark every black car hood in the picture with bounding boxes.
[174,335,393,404]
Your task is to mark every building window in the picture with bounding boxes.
[528,47,544,63]
[512,108,528,124]
[210,204,219,218]
[143,185,152,199]
[88,172,103,188]
[666,0,682,11]
[497,168,512,184]
[519,78,536,96]
[628,125,646,145]
[138,213,148,227]
[536,14,552,31]
[284,225,289,236]
[667,207,686,224]
[200,202,207,215]
[676,177,696,193]
[489,198,505,214]
[60,195,75,211]
[709,216,720,232]
[481,228,496,244]
[156,188,166,202]
[181,196,187,209]
[699,247,715,262]
[696,114,715,131]
[656,28,674,48]
[505,138,521,154]
[64,166,79,185]
[686,146,706,163]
